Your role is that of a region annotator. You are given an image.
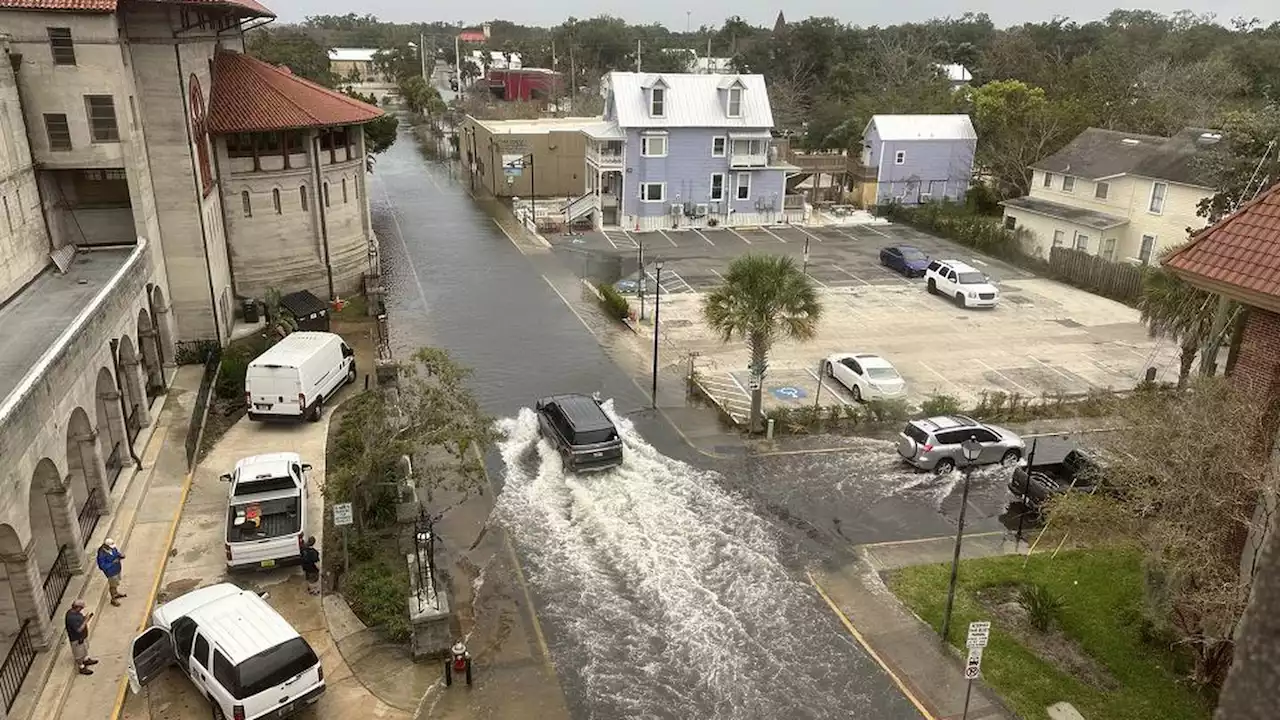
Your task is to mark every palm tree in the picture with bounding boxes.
[1138,247,1226,389]
[702,254,823,432]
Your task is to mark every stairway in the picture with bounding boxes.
[50,244,77,274]
[562,191,597,223]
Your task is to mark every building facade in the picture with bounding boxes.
[460,116,590,199]
[329,47,397,103]
[857,114,976,207]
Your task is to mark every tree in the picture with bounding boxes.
[1194,106,1280,223]
[398,76,445,119]
[342,90,398,156]
[702,255,822,432]
[967,79,1083,198]
[372,44,422,84]
[1046,378,1273,688]
[1138,249,1227,389]
[246,28,334,87]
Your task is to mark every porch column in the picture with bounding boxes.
[72,430,112,516]
[1,540,54,651]
[120,357,152,428]
[153,303,177,367]
[97,389,128,463]
[137,325,162,391]
[46,487,85,574]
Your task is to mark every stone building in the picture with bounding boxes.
[0,0,381,707]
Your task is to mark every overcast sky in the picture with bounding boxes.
[267,1,1276,30]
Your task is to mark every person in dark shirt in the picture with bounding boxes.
[65,599,98,676]
[301,536,321,596]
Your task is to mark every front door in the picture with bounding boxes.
[128,627,176,694]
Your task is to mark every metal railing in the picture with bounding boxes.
[184,348,222,469]
[783,194,806,210]
[0,621,35,712]
[78,490,103,548]
[106,442,124,491]
[41,546,73,620]
[125,407,141,443]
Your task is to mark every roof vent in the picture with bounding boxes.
[1121,138,1141,145]
[1198,132,1223,145]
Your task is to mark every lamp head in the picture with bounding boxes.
[656,259,665,270]
[961,436,982,462]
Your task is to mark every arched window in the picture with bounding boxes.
[188,74,212,195]
[272,188,281,214]
[241,190,251,218]
[341,178,348,204]
[353,174,359,200]
[323,182,330,208]
[299,185,308,211]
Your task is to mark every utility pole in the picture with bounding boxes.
[706,37,712,73]
[419,31,427,81]
[551,39,557,69]
[686,11,691,33]
[636,38,642,72]
[455,32,462,85]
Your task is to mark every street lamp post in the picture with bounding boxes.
[651,259,664,409]
[940,436,984,646]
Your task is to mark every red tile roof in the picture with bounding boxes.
[1164,181,1280,311]
[207,50,385,134]
[0,0,273,15]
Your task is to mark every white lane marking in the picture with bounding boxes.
[709,268,727,282]
[975,357,1035,395]
[692,228,716,246]
[970,258,989,267]
[726,371,753,398]
[760,226,789,244]
[620,228,640,248]
[792,225,825,244]
[805,367,851,406]
[657,229,679,247]
[833,265,872,286]
[1026,354,1080,385]
[807,272,831,289]
[542,275,595,338]
[862,224,890,237]
[726,227,753,244]
[601,232,622,250]
[918,360,960,390]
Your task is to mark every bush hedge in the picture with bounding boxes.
[596,282,631,321]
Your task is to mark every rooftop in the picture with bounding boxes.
[1165,181,1280,313]
[208,50,384,133]
[328,48,378,63]
[0,247,135,416]
[1031,127,1221,188]
[1001,196,1130,231]
[0,0,274,16]
[604,71,774,129]
[867,114,977,142]
[471,116,609,135]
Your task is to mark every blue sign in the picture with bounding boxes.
[772,386,807,400]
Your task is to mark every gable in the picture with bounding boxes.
[605,71,774,128]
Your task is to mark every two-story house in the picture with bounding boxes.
[855,114,977,207]
[566,71,798,232]
[1001,127,1220,264]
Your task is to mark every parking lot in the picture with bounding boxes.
[551,222,1179,422]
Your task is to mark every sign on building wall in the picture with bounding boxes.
[502,154,525,177]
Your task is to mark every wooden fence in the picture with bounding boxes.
[1048,246,1145,305]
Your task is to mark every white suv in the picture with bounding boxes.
[924,259,1000,308]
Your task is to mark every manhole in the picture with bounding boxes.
[1055,318,1083,327]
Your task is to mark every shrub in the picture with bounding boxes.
[1017,583,1064,632]
[342,557,410,641]
[596,282,631,321]
[866,398,911,422]
[771,407,793,430]
[921,393,963,417]
[842,403,863,423]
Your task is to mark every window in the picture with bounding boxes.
[727,87,742,117]
[735,172,750,201]
[231,638,318,700]
[1139,234,1156,265]
[272,188,281,214]
[84,95,120,143]
[1042,172,1053,188]
[44,114,71,151]
[241,191,252,217]
[711,137,726,157]
[299,185,308,212]
[212,651,237,695]
[48,28,76,65]
[1074,232,1089,251]
[1102,237,1117,260]
[1052,229,1065,247]
[193,635,210,668]
[353,174,359,200]
[1148,182,1167,214]
[709,173,725,201]
[640,182,665,202]
[323,182,330,207]
[1094,182,1109,200]
[1062,175,1075,192]
[226,133,255,159]
[649,87,665,117]
[1003,215,1016,230]
[3,196,10,232]
[641,135,667,157]
[341,178,348,203]
[894,150,906,165]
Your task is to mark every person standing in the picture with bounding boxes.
[65,599,97,676]
[96,538,127,606]
[301,536,321,596]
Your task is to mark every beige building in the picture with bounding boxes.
[330,47,397,103]
[460,116,592,199]
[0,0,381,704]
[1002,127,1219,265]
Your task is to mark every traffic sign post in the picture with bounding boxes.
[961,625,987,720]
[334,502,354,576]
[966,621,990,649]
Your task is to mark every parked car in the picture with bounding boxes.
[535,394,624,473]
[879,245,930,278]
[897,415,1025,473]
[221,453,310,570]
[924,259,1000,309]
[246,331,356,423]
[1009,447,1113,513]
[823,353,907,401]
[128,583,325,720]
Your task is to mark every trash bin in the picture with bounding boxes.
[242,298,260,323]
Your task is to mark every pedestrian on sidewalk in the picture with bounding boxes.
[96,538,127,606]
[65,600,98,676]
[301,537,321,596]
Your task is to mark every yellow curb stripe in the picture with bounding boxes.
[806,570,936,720]
[109,468,196,720]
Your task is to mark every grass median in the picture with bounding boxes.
[887,548,1214,720]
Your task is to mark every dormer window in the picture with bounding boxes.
[650,87,665,117]
[727,87,742,117]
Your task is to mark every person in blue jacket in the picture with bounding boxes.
[96,538,127,607]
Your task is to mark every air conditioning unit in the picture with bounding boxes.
[669,203,683,216]
[694,203,708,217]
[919,193,933,203]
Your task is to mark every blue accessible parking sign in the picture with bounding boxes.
[771,386,807,400]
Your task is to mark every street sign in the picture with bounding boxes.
[966,621,991,649]
[964,647,983,679]
[502,153,525,177]
[333,502,354,527]
[747,376,762,391]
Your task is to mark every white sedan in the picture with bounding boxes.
[823,353,907,402]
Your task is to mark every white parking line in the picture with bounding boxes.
[828,226,861,242]
[861,224,890,238]
[975,358,1036,395]
[760,226,789,243]
[692,228,716,246]
[601,232,621,250]
[833,265,872,286]
[918,360,960,390]
[805,367,851,405]
[1026,355,1080,385]
[619,229,640,248]
[791,225,824,244]
[709,268,726,282]
[726,227,753,244]
[807,273,831,289]
[657,229,679,247]
[648,269,693,294]
[727,372,753,398]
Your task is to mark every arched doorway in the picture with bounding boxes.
[117,336,147,442]
[0,523,24,645]
[66,408,106,543]
[95,366,127,490]
[151,285,175,363]
[30,458,83,605]
[137,308,162,400]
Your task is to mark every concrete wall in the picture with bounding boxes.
[869,132,975,205]
[0,37,52,305]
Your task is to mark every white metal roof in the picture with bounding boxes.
[187,588,303,664]
[867,114,976,142]
[604,71,774,129]
[473,116,609,135]
[249,331,339,369]
[232,452,302,481]
[329,48,378,63]
[938,63,972,83]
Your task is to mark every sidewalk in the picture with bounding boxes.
[809,534,1028,720]
[16,364,203,720]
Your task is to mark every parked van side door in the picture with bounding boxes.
[189,631,217,698]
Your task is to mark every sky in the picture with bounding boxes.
[266,0,1277,30]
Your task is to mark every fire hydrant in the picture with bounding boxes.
[443,641,473,687]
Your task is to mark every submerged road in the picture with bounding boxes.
[370,125,923,720]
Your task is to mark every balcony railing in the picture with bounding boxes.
[78,489,103,548]
[730,139,777,169]
[586,145,624,167]
[42,546,73,620]
[0,621,36,712]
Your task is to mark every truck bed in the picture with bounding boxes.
[227,497,301,543]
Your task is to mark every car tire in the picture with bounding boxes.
[824,361,834,378]
[851,385,862,402]
[308,397,323,422]
[955,293,966,308]
[211,703,227,720]
[1001,449,1022,467]
[934,458,956,475]
[927,278,937,294]
[346,365,357,384]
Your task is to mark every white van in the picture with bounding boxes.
[222,453,309,570]
[128,583,325,720]
[246,332,355,422]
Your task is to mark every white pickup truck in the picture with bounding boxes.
[222,453,311,571]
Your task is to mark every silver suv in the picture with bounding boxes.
[897,415,1025,473]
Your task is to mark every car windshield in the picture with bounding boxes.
[233,637,318,699]
[900,249,926,261]
[866,367,900,380]
[957,272,986,284]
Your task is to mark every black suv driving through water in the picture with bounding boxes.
[535,394,624,473]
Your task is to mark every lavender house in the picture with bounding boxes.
[859,114,977,206]
[564,72,799,231]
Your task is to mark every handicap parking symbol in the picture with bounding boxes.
[771,386,807,400]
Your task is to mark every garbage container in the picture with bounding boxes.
[242,298,260,323]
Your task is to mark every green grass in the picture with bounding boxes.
[887,549,1214,720]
